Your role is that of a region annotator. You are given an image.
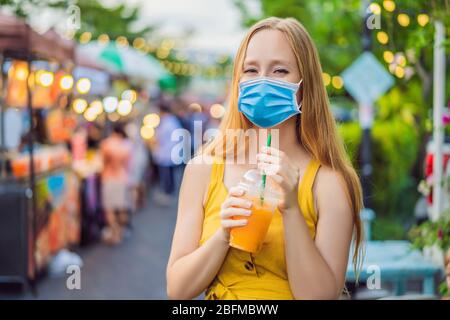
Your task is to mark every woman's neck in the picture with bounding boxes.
[260,120,310,165]
[260,119,299,151]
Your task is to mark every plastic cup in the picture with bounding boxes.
[229,169,281,253]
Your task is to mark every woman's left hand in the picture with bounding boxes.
[256,146,299,213]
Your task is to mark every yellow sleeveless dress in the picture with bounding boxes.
[199,158,321,300]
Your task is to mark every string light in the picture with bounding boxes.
[117,100,132,116]
[382,0,395,12]
[397,13,410,27]
[79,32,92,44]
[173,63,181,75]
[133,37,146,50]
[140,126,155,140]
[417,14,429,27]
[98,34,110,44]
[84,107,98,122]
[394,66,405,78]
[397,53,407,67]
[210,104,225,119]
[369,3,381,15]
[76,78,91,94]
[116,36,129,48]
[103,96,118,113]
[322,73,331,86]
[121,89,137,104]
[331,76,344,89]
[383,51,394,63]
[376,31,389,45]
[156,48,170,59]
[59,75,74,90]
[72,99,88,114]
[143,113,160,128]
[89,100,103,115]
[37,70,54,87]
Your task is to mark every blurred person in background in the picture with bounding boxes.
[187,102,209,155]
[100,122,132,245]
[125,121,149,213]
[86,122,103,149]
[150,98,184,206]
[172,98,192,164]
[172,98,191,133]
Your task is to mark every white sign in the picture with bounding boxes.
[341,51,394,105]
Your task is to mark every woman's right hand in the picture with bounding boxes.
[219,186,253,243]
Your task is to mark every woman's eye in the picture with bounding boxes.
[243,69,257,74]
[274,69,289,74]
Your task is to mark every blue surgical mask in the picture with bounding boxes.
[238,77,303,128]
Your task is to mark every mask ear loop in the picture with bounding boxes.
[296,79,303,113]
[295,113,302,144]
[295,79,303,144]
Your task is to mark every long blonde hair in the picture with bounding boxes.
[202,17,364,272]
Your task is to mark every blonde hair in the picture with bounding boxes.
[202,17,364,273]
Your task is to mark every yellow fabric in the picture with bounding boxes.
[200,157,321,300]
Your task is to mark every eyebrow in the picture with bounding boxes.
[243,58,293,67]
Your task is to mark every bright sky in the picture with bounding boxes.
[110,0,261,54]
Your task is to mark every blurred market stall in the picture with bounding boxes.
[0,13,79,290]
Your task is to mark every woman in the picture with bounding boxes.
[100,123,132,245]
[167,17,363,300]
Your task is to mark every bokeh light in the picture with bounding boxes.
[117,100,132,116]
[143,113,161,128]
[59,75,74,90]
[140,126,155,140]
[76,78,91,94]
[397,13,410,27]
[121,89,137,104]
[72,98,88,114]
[103,96,119,113]
[383,0,395,12]
[210,104,225,119]
[331,76,344,89]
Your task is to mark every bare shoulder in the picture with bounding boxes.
[184,154,215,179]
[313,165,351,217]
[315,165,347,191]
[182,154,217,204]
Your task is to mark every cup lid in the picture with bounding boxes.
[239,169,282,200]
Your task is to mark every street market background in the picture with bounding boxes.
[0,0,449,299]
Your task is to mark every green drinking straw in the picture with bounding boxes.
[260,133,272,204]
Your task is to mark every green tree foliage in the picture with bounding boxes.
[74,0,153,41]
[0,0,67,18]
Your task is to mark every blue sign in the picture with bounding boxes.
[341,52,394,105]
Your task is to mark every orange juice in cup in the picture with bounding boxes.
[229,169,281,253]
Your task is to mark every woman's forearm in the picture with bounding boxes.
[282,207,339,299]
[167,228,230,299]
